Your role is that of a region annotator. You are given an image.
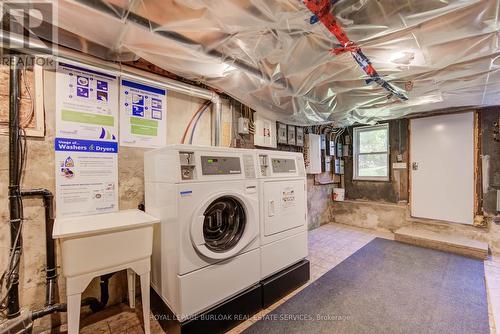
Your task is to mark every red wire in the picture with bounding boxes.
[181,100,211,144]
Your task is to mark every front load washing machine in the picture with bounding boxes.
[144,145,260,320]
[255,149,308,279]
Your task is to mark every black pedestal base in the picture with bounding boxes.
[150,259,310,334]
[151,284,262,334]
[261,259,310,309]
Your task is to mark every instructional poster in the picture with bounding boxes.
[120,78,167,148]
[56,62,119,141]
[55,61,119,217]
[55,138,118,217]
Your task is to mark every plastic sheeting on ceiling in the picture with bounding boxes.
[51,0,500,125]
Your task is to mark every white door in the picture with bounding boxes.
[410,112,474,224]
[263,179,306,236]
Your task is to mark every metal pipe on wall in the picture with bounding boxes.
[7,54,22,319]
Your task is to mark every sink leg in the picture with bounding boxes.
[140,272,151,334]
[127,269,136,309]
[67,293,82,334]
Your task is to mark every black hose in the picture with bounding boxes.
[81,273,115,312]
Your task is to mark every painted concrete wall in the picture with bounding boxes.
[331,200,500,253]
[0,69,225,331]
[307,175,334,230]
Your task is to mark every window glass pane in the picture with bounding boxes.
[359,128,388,153]
[358,153,388,177]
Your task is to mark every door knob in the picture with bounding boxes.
[412,162,419,171]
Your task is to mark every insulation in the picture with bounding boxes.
[20,0,500,125]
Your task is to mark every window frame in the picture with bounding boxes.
[353,123,390,182]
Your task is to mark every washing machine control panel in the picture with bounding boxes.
[201,156,242,175]
[271,158,297,174]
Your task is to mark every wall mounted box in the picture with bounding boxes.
[334,158,344,175]
[238,117,250,135]
[277,123,288,144]
[322,153,332,173]
[296,127,304,147]
[304,134,322,174]
[320,134,326,150]
[254,114,277,148]
[287,125,296,145]
[326,140,335,156]
[336,143,343,157]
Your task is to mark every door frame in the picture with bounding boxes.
[407,110,481,224]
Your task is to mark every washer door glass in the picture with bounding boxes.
[203,196,246,253]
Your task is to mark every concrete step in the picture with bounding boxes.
[394,226,489,260]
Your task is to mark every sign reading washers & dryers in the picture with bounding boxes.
[55,61,119,217]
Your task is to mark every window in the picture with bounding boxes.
[353,124,389,181]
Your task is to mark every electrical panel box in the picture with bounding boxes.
[326,140,335,156]
[304,134,322,174]
[320,134,326,150]
[296,127,304,147]
[334,158,344,175]
[254,114,277,148]
[238,117,250,134]
[322,153,332,173]
[277,122,288,144]
[287,125,296,145]
[336,143,343,157]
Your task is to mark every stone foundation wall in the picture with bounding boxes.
[330,200,500,254]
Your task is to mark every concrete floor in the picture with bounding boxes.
[42,223,500,334]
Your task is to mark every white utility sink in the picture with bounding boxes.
[53,209,160,334]
[53,209,159,277]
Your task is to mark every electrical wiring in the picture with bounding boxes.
[0,69,36,129]
[181,100,211,144]
[188,102,212,144]
[20,68,35,129]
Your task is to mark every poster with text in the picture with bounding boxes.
[56,62,119,141]
[120,78,167,148]
[55,138,118,217]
